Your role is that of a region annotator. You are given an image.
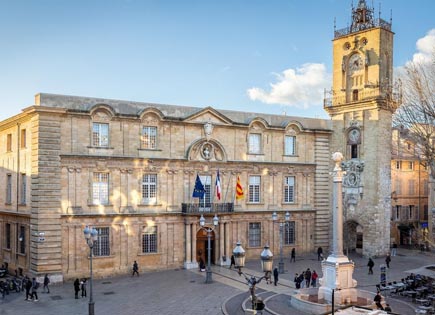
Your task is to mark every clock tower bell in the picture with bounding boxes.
[324,0,401,257]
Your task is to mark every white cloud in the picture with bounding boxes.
[247,63,330,108]
[410,29,435,64]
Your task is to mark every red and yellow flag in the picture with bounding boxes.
[235,176,244,200]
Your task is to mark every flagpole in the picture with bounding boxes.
[232,174,237,205]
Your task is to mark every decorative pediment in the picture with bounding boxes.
[90,104,115,120]
[185,107,233,125]
[187,138,227,162]
[284,121,304,134]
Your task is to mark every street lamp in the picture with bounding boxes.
[272,211,290,274]
[199,213,219,284]
[83,226,98,315]
[233,242,273,314]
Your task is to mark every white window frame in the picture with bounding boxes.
[142,226,158,253]
[142,174,157,204]
[248,176,261,203]
[141,126,157,149]
[284,222,296,245]
[199,175,212,205]
[93,227,110,257]
[395,160,402,169]
[283,176,295,203]
[285,135,296,155]
[248,134,261,154]
[92,172,109,205]
[92,122,109,147]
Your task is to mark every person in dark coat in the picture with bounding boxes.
[374,292,383,310]
[74,278,80,299]
[273,267,279,286]
[230,255,235,269]
[385,253,391,268]
[367,258,374,275]
[30,277,39,301]
[305,268,312,288]
[290,248,296,262]
[43,274,50,293]
[24,276,32,301]
[81,278,87,297]
[317,247,323,261]
[294,273,301,289]
[132,260,139,276]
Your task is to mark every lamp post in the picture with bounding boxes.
[83,226,98,315]
[199,214,219,284]
[233,242,273,314]
[272,211,290,274]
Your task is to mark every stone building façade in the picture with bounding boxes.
[0,0,401,281]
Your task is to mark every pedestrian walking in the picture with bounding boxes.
[305,268,312,288]
[74,278,80,299]
[81,278,87,298]
[367,257,374,275]
[132,260,139,276]
[30,277,39,302]
[311,270,318,287]
[273,267,279,286]
[374,292,383,310]
[300,272,306,288]
[230,255,235,269]
[24,275,32,301]
[290,248,296,262]
[43,274,50,293]
[317,247,323,261]
[391,242,397,256]
[385,253,391,268]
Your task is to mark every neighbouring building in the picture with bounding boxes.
[0,0,401,282]
[391,127,429,247]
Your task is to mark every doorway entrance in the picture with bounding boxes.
[196,229,215,268]
[344,220,363,254]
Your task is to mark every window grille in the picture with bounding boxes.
[141,126,157,149]
[93,227,110,256]
[92,173,109,205]
[142,174,157,204]
[142,226,157,253]
[248,222,261,247]
[284,222,295,245]
[249,176,261,203]
[92,123,109,147]
[284,176,295,203]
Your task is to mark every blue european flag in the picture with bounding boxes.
[192,174,205,198]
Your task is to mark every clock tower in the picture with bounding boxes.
[324,0,400,257]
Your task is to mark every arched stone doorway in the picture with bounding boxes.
[344,220,363,254]
[196,229,216,267]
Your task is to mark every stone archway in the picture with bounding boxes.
[344,220,363,255]
[196,229,216,268]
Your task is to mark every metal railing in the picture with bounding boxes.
[181,203,234,214]
[334,18,392,39]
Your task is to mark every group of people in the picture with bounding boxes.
[367,252,393,275]
[73,278,87,299]
[294,268,318,289]
[24,274,50,302]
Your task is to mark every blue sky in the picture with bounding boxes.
[1,0,434,121]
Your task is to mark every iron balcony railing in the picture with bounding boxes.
[334,18,392,39]
[181,203,234,214]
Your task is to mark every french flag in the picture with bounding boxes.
[215,169,222,200]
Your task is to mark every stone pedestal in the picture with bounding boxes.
[318,255,357,303]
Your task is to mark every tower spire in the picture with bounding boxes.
[350,0,374,33]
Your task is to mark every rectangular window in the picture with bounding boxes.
[6,134,12,152]
[142,174,157,204]
[19,226,25,254]
[248,134,261,154]
[199,175,212,206]
[284,222,296,245]
[20,173,26,204]
[141,126,157,149]
[395,206,401,220]
[5,223,11,249]
[92,123,109,147]
[93,227,110,256]
[248,176,261,203]
[408,161,414,170]
[396,180,401,195]
[248,222,261,247]
[142,226,157,253]
[284,176,295,203]
[92,173,109,205]
[6,174,12,204]
[285,136,296,155]
[408,180,415,196]
[424,180,428,195]
[395,161,402,169]
[20,129,26,148]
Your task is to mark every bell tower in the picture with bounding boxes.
[324,0,400,257]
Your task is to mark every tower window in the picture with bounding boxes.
[352,90,359,101]
[351,144,358,159]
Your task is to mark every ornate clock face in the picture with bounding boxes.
[349,54,363,71]
[348,129,360,142]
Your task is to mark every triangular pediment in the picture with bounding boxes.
[184,107,233,125]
